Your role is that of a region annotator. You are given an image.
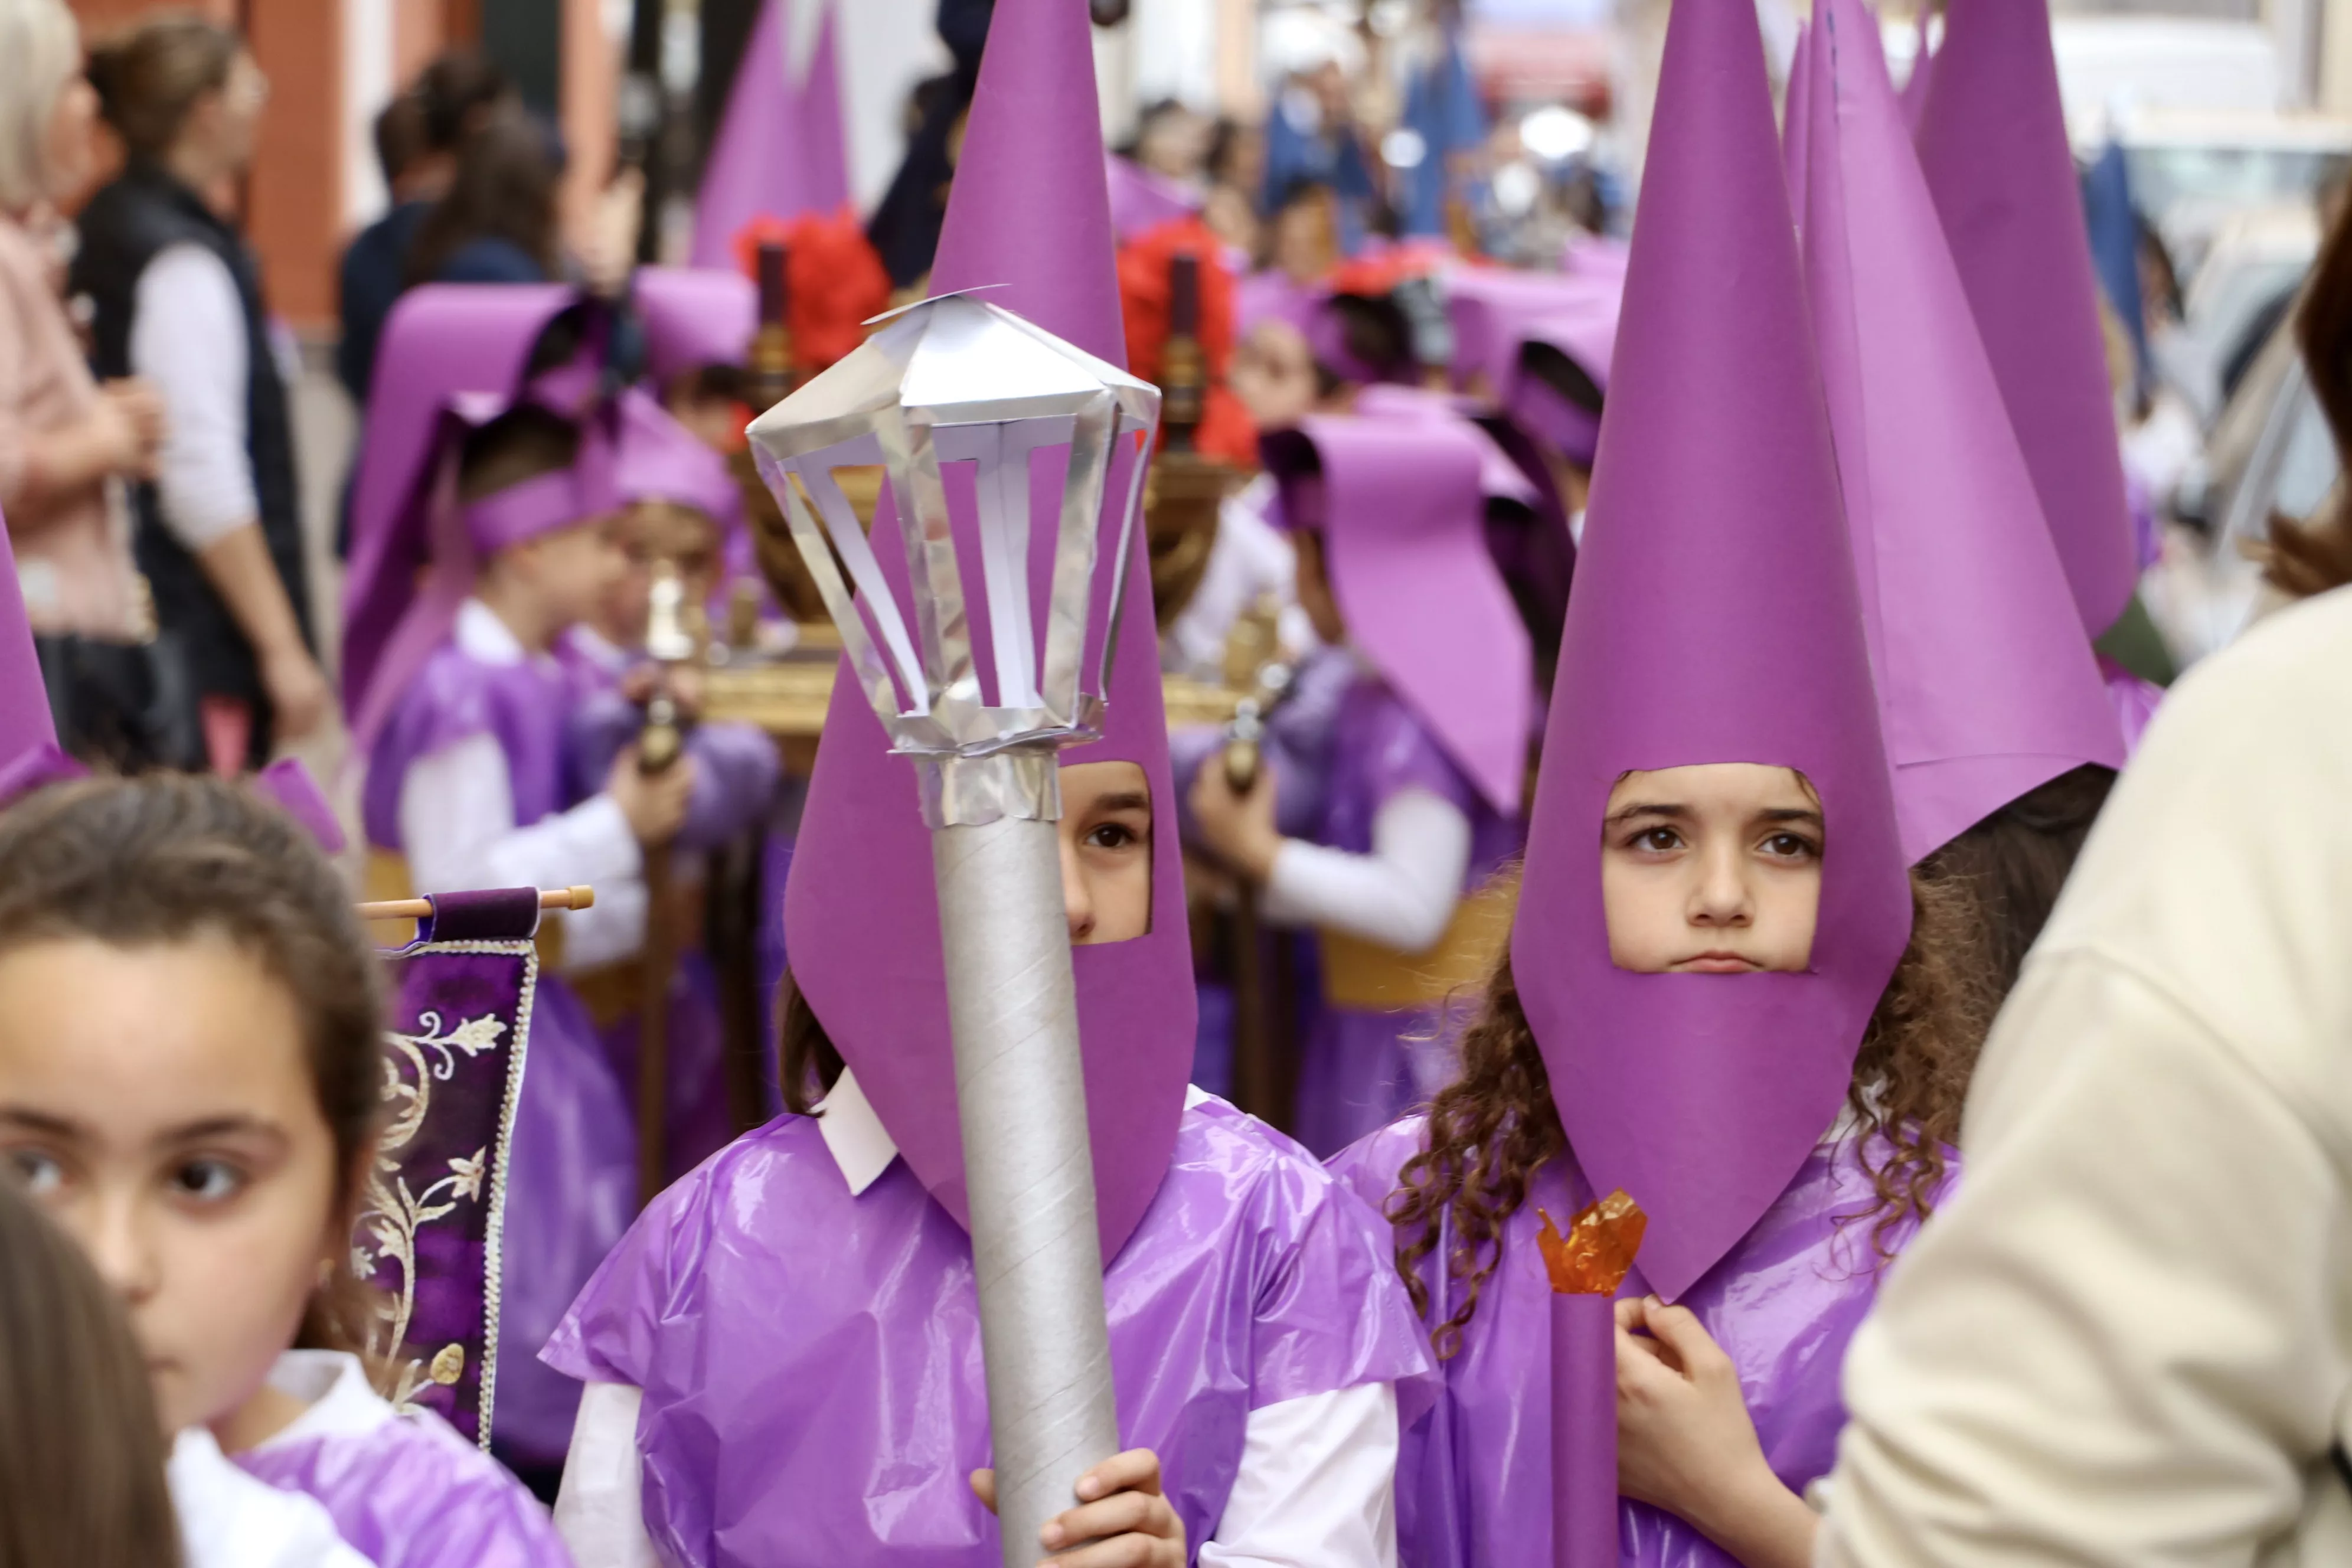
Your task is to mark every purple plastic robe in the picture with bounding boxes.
[1293,674,1520,1158]
[237,1403,571,1568]
[542,1095,1436,1566]
[364,641,638,1466]
[1331,1118,1958,1568]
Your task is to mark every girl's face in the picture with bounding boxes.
[1600,764,1825,974]
[1231,321,1319,432]
[0,937,347,1436]
[1059,761,1154,946]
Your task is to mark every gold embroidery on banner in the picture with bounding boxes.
[355,1008,504,1414]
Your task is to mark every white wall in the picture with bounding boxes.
[838,0,953,209]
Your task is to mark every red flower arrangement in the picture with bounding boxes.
[732,207,893,377]
[1116,215,1258,469]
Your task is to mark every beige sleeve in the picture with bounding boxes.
[1818,956,2352,1568]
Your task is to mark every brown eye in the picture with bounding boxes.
[1761,832,1818,860]
[1087,823,1139,851]
[169,1159,244,1203]
[1634,827,1681,852]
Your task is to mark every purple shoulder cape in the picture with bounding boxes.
[362,641,574,849]
[543,1096,1435,1566]
[237,1394,570,1568]
[1330,1118,1957,1568]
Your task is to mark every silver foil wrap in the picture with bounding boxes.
[932,809,1122,1566]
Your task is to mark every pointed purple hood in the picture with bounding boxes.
[0,509,55,773]
[692,0,851,267]
[1785,21,1813,221]
[779,0,1193,1262]
[1804,0,2121,864]
[1916,0,2138,637]
[342,284,582,731]
[1508,0,1910,1304]
[1263,414,1532,815]
[634,266,756,386]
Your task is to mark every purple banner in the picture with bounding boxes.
[355,940,536,1449]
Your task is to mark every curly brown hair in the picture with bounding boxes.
[1387,861,1994,1357]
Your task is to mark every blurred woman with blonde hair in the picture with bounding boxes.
[0,0,162,647]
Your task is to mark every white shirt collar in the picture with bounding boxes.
[455,598,534,668]
[816,1065,1210,1197]
[253,1350,393,1449]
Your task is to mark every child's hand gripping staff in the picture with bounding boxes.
[1538,1190,1648,1568]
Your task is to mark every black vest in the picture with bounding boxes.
[72,162,309,750]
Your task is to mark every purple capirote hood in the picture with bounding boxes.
[1915,0,2138,638]
[0,508,54,770]
[609,387,744,530]
[342,284,582,730]
[778,0,1193,1262]
[1502,299,1618,468]
[1802,0,2121,865]
[688,0,850,266]
[1508,0,1910,1304]
[1262,413,1533,816]
[1443,265,1615,397]
[633,266,756,386]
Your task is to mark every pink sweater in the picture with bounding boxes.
[0,213,138,638]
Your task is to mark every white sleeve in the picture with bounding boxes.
[129,244,256,553]
[398,734,648,968]
[1260,786,1471,952]
[1201,1383,1399,1568]
[168,1427,379,1568]
[556,1383,661,1568]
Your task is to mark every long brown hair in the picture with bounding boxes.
[404,106,558,286]
[1387,861,1992,1356]
[85,12,238,162]
[0,1178,180,1568]
[2263,182,2352,598]
[0,775,387,1358]
[1919,763,2112,1000]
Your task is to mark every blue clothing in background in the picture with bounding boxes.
[436,237,550,286]
[335,199,429,405]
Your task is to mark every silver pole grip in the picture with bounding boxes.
[930,811,1122,1567]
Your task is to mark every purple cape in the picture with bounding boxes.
[236,1381,569,1567]
[1331,1119,1957,1568]
[543,1095,1436,1565]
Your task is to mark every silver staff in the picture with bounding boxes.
[746,292,1158,1568]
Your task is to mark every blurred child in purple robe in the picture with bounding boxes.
[0,774,570,1566]
[558,390,780,1180]
[358,399,697,1482]
[1188,414,1530,1158]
